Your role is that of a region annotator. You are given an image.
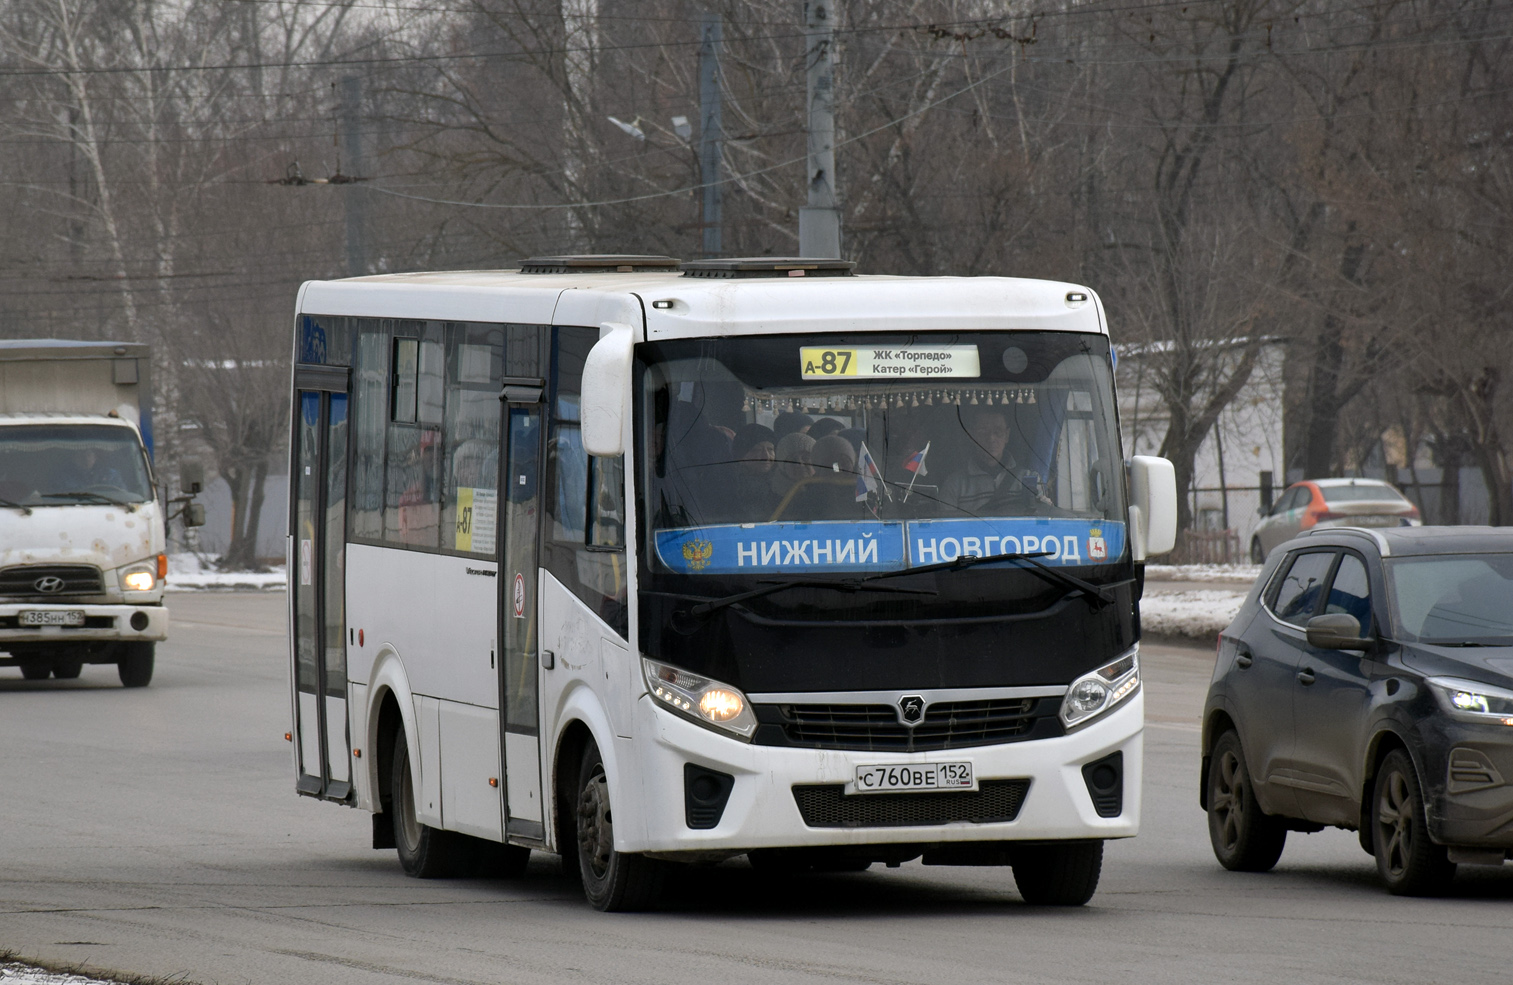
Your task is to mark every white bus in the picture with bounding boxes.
[286,255,1177,911]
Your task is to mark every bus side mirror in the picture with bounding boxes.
[581,322,635,457]
[1128,456,1177,560]
[181,460,204,496]
[184,502,207,528]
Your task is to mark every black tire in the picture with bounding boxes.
[1011,840,1104,906]
[1207,730,1287,872]
[391,736,461,878]
[1249,538,1265,564]
[576,740,666,911]
[1373,749,1456,896]
[52,659,83,680]
[117,642,154,688]
[19,662,51,680]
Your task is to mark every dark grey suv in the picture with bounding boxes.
[1201,526,1513,894]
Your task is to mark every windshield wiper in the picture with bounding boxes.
[865,550,1120,607]
[0,496,32,514]
[42,490,131,507]
[686,579,937,619]
[683,550,1120,619]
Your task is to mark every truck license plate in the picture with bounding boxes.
[19,610,85,627]
[851,762,976,794]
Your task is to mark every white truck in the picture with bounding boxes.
[0,339,201,687]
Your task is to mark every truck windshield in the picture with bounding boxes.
[0,424,154,506]
[638,331,1126,577]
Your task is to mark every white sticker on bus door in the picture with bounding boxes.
[513,573,526,618]
[300,539,313,586]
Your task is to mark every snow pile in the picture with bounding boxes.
[166,554,286,592]
[1146,563,1263,584]
[1,963,123,985]
[1140,588,1248,643]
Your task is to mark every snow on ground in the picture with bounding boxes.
[1,963,122,985]
[166,554,286,592]
[1145,563,1263,584]
[1139,588,1247,644]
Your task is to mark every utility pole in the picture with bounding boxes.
[699,12,723,257]
[799,0,840,258]
[340,76,368,276]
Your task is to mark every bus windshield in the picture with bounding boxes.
[637,331,1126,579]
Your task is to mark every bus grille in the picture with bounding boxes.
[0,565,104,598]
[753,698,1059,752]
[792,780,1031,828]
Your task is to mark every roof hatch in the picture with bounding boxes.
[517,254,682,274]
[679,257,856,279]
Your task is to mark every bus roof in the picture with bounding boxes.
[297,269,1107,341]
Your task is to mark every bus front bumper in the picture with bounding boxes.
[619,688,1142,854]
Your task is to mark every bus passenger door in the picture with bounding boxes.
[498,379,546,841]
[291,365,352,802]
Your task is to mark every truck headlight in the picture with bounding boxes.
[1060,646,1140,730]
[642,657,758,741]
[120,565,156,592]
[1427,677,1513,725]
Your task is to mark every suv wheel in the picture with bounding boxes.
[1207,730,1287,871]
[1249,538,1265,564]
[1373,749,1455,896]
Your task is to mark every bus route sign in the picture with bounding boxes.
[799,344,980,380]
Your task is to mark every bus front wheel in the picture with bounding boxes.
[1011,840,1103,906]
[392,736,460,878]
[575,741,666,911]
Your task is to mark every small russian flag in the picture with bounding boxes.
[855,441,891,502]
[903,441,930,476]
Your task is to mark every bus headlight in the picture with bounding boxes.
[642,657,758,741]
[1060,646,1140,730]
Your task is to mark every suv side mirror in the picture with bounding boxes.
[1306,613,1372,651]
[180,460,204,496]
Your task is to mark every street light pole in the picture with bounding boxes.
[799,0,840,258]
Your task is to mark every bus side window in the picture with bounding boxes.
[545,326,628,637]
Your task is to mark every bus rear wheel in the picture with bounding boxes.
[391,735,460,878]
[575,741,666,911]
[1011,840,1103,906]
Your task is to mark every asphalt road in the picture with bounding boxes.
[1,592,1509,985]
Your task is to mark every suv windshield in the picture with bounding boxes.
[637,331,1126,578]
[0,424,154,506]
[1387,554,1513,644]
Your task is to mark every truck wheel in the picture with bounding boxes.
[391,735,460,878]
[117,642,155,688]
[20,663,51,680]
[1011,840,1103,906]
[575,740,666,911]
[52,659,83,680]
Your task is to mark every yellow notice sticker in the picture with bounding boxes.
[800,345,981,380]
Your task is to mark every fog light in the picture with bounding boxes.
[129,611,150,631]
[123,570,155,592]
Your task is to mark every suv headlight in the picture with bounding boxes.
[1427,677,1513,725]
[642,657,758,741]
[1060,646,1141,730]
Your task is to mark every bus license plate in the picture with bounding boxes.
[20,610,85,627]
[852,762,976,795]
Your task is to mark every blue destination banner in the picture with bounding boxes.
[655,518,1125,575]
[656,521,908,576]
[907,518,1125,567]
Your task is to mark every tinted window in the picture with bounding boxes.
[1320,483,1408,504]
[544,327,627,635]
[1324,553,1372,630]
[1272,552,1335,626]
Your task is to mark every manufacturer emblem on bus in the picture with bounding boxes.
[681,538,714,571]
[898,695,925,725]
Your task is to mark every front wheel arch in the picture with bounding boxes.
[1358,727,1414,854]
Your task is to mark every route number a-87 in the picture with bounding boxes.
[801,348,856,377]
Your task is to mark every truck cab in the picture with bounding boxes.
[0,340,194,687]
